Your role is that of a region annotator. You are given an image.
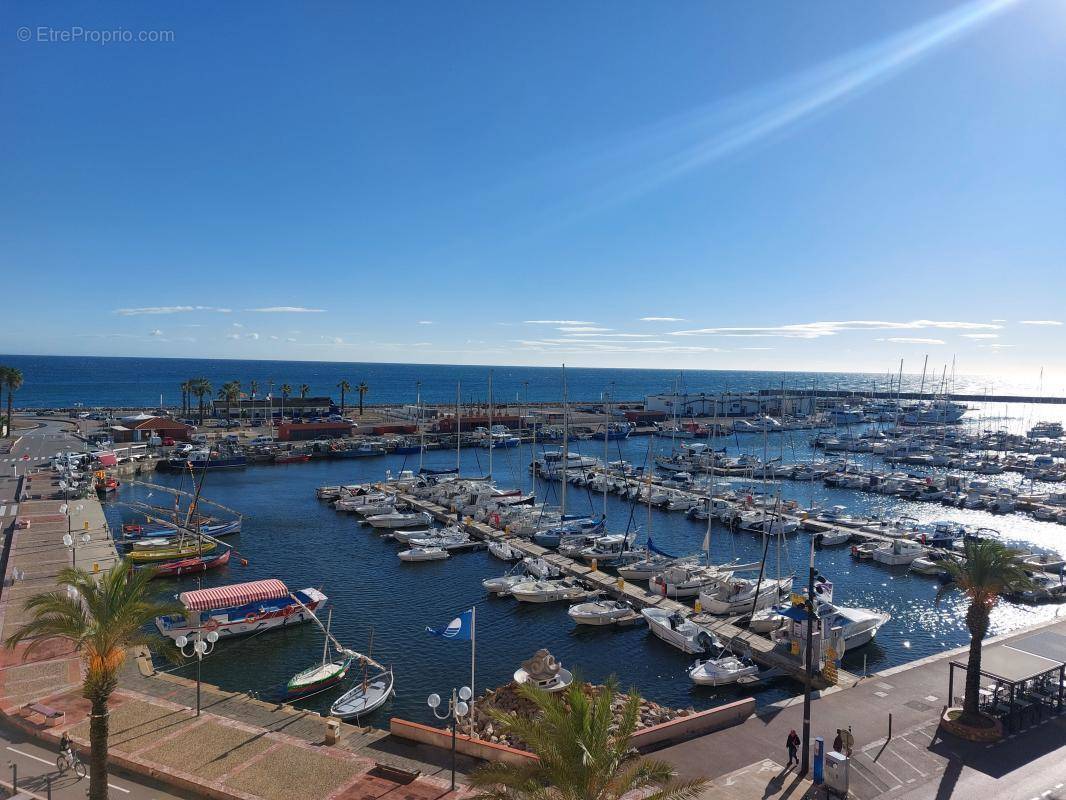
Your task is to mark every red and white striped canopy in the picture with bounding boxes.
[179,579,289,611]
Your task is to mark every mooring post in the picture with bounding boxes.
[888,712,893,741]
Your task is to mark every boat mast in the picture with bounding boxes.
[487,370,494,480]
[603,387,610,517]
[456,381,462,475]
[322,608,333,666]
[561,364,568,516]
[417,381,424,472]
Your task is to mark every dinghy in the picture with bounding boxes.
[510,578,587,604]
[286,611,353,699]
[330,666,394,720]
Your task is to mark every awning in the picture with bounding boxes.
[953,645,1062,684]
[95,453,118,467]
[179,579,290,611]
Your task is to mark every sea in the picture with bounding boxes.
[0,354,1046,409]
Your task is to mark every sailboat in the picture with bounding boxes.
[285,610,354,699]
[329,631,395,720]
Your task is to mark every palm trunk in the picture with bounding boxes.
[962,601,990,722]
[359,394,364,416]
[340,390,345,415]
[5,392,11,439]
[198,396,205,425]
[88,695,110,800]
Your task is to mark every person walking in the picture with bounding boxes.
[786,729,801,767]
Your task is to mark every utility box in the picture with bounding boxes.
[824,751,850,797]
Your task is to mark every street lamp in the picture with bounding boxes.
[427,685,471,792]
[61,503,89,567]
[176,629,219,716]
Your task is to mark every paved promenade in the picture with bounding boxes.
[0,416,475,800]
[662,617,1066,800]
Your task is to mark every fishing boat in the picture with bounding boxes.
[398,546,449,562]
[183,448,248,470]
[698,575,793,616]
[640,607,718,654]
[689,654,759,686]
[94,474,119,498]
[155,578,326,641]
[332,443,387,458]
[510,578,587,604]
[286,611,354,699]
[567,598,633,626]
[126,537,217,563]
[149,548,231,579]
[488,541,523,561]
[330,665,394,720]
[366,511,433,530]
[274,452,311,465]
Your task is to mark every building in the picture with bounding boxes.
[275,421,354,441]
[109,415,195,442]
[213,397,334,420]
[643,393,816,418]
[434,415,523,433]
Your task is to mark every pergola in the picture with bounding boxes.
[949,631,1066,732]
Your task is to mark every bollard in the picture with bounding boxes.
[11,762,16,793]
[888,712,893,741]
[47,775,52,800]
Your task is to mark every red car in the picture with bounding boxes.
[162,437,176,446]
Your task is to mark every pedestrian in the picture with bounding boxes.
[833,729,843,754]
[786,729,801,767]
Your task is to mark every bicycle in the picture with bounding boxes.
[57,748,87,779]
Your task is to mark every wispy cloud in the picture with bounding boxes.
[878,337,945,345]
[1020,320,1063,326]
[557,326,613,333]
[979,343,1015,349]
[225,333,240,340]
[670,319,1001,339]
[961,333,999,339]
[524,319,597,325]
[248,306,326,313]
[149,329,163,337]
[115,305,231,316]
[417,320,434,325]
[640,316,687,322]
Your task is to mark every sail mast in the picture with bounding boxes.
[561,364,568,516]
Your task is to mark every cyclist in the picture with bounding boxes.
[59,732,73,762]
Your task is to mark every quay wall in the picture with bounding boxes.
[630,698,756,751]
[390,718,538,765]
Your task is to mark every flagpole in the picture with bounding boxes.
[470,605,476,736]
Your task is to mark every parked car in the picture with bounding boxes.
[162,437,175,446]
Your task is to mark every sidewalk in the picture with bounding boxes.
[658,617,1066,799]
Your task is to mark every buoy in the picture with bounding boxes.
[694,598,702,613]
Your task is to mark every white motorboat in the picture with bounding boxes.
[815,530,851,547]
[689,654,759,686]
[330,666,394,720]
[511,579,588,604]
[567,598,633,626]
[488,541,523,561]
[641,607,719,654]
[650,563,733,599]
[818,602,891,649]
[699,575,793,616]
[398,546,449,562]
[1020,553,1066,574]
[871,539,924,566]
[910,551,955,576]
[351,501,398,518]
[616,554,689,581]
[367,511,434,530]
[390,527,434,543]
[407,531,470,548]
[483,556,563,595]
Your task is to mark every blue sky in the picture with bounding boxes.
[2,0,1064,379]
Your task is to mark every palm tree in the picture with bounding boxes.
[280,383,292,420]
[218,381,241,423]
[337,379,351,416]
[249,380,260,424]
[0,365,8,435]
[5,563,181,800]
[189,378,213,425]
[937,539,1034,727]
[469,678,706,800]
[3,367,23,438]
[356,382,369,416]
[179,380,191,417]
[299,383,310,398]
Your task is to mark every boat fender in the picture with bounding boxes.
[245,613,258,623]
[203,618,220,631]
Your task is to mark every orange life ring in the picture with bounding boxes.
[203,619,219,631]
[245,613,257,624]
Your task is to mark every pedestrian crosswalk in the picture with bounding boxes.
[1,455,48,462]
[0,504,16,518]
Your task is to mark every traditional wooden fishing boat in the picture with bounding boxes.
[155,578,326,641]
[330,665,394,720]
[286,611,354,699]
[126,537,217,563]
[148,548,231,579]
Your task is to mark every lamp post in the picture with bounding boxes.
[176,629,219,716]
[427,685,471,792]
[61,503,89,568]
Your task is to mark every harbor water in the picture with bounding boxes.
[107,406,1066,727]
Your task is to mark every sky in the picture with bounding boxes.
[2,0,1064,381]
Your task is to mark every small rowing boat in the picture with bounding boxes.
[149,548,231,579]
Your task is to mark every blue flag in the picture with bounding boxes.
[426,609,474,641]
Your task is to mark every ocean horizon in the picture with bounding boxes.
[0,352,1040,409]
